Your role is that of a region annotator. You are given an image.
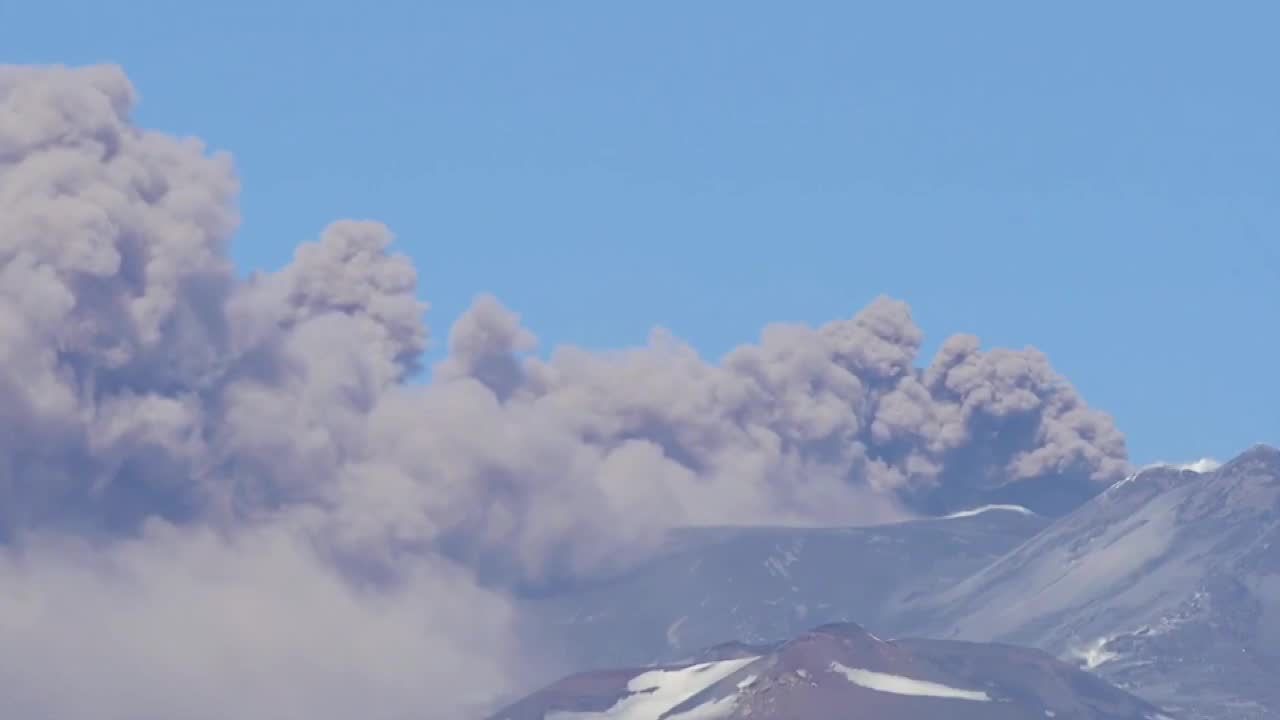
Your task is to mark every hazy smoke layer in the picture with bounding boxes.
[0,64,1129,719]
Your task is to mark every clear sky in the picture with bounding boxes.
[4,1,1277,465]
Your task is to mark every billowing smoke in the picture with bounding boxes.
[0,64,1129,718]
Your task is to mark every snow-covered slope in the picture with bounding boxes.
[489,623,1168,720]
[915,444,1280,719]
[540,656,758,719]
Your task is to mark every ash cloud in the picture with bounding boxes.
[0,523,521,720]
[0,64,1129,718]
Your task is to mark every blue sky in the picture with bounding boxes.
[4,1,1277,464]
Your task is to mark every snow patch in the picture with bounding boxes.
[1071,636,1119,670]
[1107,472,1140,492]
[941,504,1036,520]
[549,656,758,720]
[829,662,991,701]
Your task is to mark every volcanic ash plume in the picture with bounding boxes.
[0,64,1129,719]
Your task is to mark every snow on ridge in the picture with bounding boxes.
[829,662,991,701]
[1107,457,1220,493]
[1140,458,1221,474]
[1107,473,1138,492]
[548,656,758,720]
[941,504,1037,520]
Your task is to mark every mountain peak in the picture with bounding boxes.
[1242,441,1278,456]
[1220,442,1280,472]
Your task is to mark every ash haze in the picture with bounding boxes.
[0,65,1142,719]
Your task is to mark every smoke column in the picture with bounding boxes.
[0,65,1129,719]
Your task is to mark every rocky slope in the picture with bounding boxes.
[914,444,1280,719]
[528,506,1048,670]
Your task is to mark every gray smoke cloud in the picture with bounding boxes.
[0,64,1130,719]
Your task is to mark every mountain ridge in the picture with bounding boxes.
[489,622,1171,720]
[914,443,1280,719]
